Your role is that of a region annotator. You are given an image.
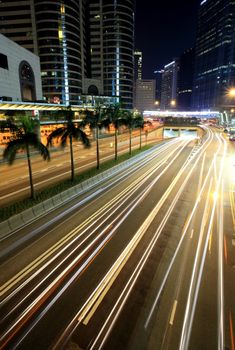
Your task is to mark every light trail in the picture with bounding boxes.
[218,181,225,350]
[179,178,213,350]
[0,139,191,347]
[1,138,179,241]
[229,312,235,350]
[144,129,219,329]
[1,139,185,296]
[0,134,166,201]
[72,132,214,350]
[179,133,227,350]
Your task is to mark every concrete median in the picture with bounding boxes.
[32,203,46,217]
[21,207,35,224]
[0,220,11,238]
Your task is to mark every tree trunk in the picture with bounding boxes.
[26,144,34,199]
[129,128,132,155]
[139,127,142,150]
[96,126,100,169]
[115,128,118,161]
[69,134,75,181]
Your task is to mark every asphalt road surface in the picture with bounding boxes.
[0,129,162,207]
[0,127,234,350]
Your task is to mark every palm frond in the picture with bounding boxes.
[36,141,50,161]
[3,139,26,164]
[0,120,19,133]
[61,130,69,147]
[47,127,66,146]
[73,128,91,148]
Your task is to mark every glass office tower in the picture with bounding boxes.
[88,0,135,109]
[0,0,85,104]
[34,0,84,104]
[193,0,235,110]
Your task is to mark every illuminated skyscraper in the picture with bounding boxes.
[193,0,235,110]
[161,60,179,110]
[0,0,86,104]
[87,0,135,109]
[0,0,135,107]
[178,48,194,110]
[134,50,143,80]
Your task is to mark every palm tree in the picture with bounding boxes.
[123,111,144,154]
[134,113,144,150]
[106,103,126,161]
[2,115,50,199]
[47,106,90,182]
[122,110,135,155]
[82,104,107,169]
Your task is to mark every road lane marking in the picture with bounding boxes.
[179,134,227,350]
[0,139,178,201]
[1,144,181,295]
[169,300,178,325]
[183,214,190,234]
[145,130,216,330]
[229,186,235,228]
[224,236,228,264]
[208,232,212,254]
[230,312,235,350]
[190,229,194,239]
[78,141,196,326]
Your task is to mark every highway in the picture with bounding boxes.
[0,128,163,207]
[0,127,234,350]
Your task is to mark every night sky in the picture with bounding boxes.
[135,0,200,78]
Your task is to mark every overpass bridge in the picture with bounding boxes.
[143,110,221,119]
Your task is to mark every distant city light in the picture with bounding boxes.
[229,88,235,97]
[143,110,220,118]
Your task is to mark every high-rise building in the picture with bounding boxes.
[134,50,143,81]
[193,0,235,110]
[87,0,135,109]
[35,0,86,104]
[134,79,156,112]
[0,0,86,104]
[0,0,38,54]
[0,0,135,108]
[154,70,163,106]
[161,60,179,110]
[178,48,194,110]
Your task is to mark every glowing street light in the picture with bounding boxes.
[170,99,176,107]
[229,88,235,97]
[155,100,159,106]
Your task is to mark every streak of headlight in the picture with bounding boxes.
[179,178,213,350]
[144,130,221,329]
[54,135,212,349]
[1,140,191,347]
[179,135,226,350]
[218,181,224,350]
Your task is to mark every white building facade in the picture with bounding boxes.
[0,34,42,102]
